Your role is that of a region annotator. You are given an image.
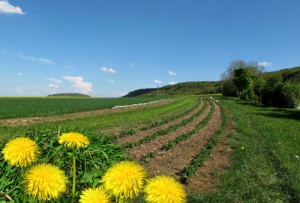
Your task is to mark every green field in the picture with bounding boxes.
[0,96,170,119]
[0,96,299,202]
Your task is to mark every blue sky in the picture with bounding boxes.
[0,0,299,97]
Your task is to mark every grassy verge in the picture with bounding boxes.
[189,97,300,202]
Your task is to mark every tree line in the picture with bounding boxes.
[221,60,300,108]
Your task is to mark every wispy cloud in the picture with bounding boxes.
[130,62,135,67]
[154,79,163,84]
[258,61,272,67]
[17,72,23,76]
[107,79,115,84]
[0,0,24,15]
[100,67,117,74]
[15,87,25,94]
[48,83,60,88]
[46,77,62,84]
[46,78,61,89]
[168,81,177,85]
[20,54,54,64]
[168,71,177,76]
[62,76,92,94]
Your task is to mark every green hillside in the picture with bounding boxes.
[48,93,91,97]
[124,66,300,97]
[124,81,223,97]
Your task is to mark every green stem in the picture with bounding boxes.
[21,168,26,203]
[72,155,76,202]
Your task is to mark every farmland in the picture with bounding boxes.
[0,96,299,202]
[0,96,170,119]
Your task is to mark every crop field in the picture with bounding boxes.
[0,96,299,202]
[0,96,170,119]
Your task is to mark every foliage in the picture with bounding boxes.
[223,63,300,108]
[0,128,125,202]
[232,67,256,100]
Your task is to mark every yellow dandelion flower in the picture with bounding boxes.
[101,161,147,201]
[144,175,187,203]
[80,187,111,203]
[58,132,90,149]
[23,163,68,201]
[1,137,40,168]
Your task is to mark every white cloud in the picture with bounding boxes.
[46,77,62,84]
[48,83,59,88]
[107,79,115,84]
[168,81,177,85]
[100,67,117,74]
[258,61,272,67]
[20,54,53,64]
[168,71,177,76]
[17,72,23,76]
[15,87,25,94]
[154,79,163,84]
[62,76,92,94]
[0,0,24,15]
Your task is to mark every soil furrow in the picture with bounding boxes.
[185,118,236,193]
[126,101,211,160]
[144,102,222,179]
[116,99,204,145]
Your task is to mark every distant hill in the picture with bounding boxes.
[272,66,300,83]
[124,81,223,97]
[124,66,300,97]
[48,93,91,97]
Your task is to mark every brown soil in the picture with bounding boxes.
[116,99,204,145]
[0,99,174,127]
[143,102,222,179]
[185,118,236,193]
[126,101,211,160]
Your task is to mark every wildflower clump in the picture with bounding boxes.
[144,175,187,203]
[59,132,90,149]
[23,163,68,201]
[80,187,111,203]
[2,137,40,168]
[101,161,147,201]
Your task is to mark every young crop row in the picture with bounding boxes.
[111,98,200,140]
[141,99,215,162]
[180,104,227,183]
[122,99,207,149]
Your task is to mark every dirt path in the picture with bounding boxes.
[143,102,222,179]
[116,99,204,145]
[0,99,174,127]
[126,101,211,160]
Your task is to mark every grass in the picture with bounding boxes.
[189,97,300,202]
[1,95,299,202]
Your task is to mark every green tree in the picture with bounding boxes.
[233,67,255,100]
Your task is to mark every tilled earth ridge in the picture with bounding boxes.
[144,102,222,179]
[0,99,175,127]
[126,100,211,161]
[185,118,236,193]
[116,99,204,145]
